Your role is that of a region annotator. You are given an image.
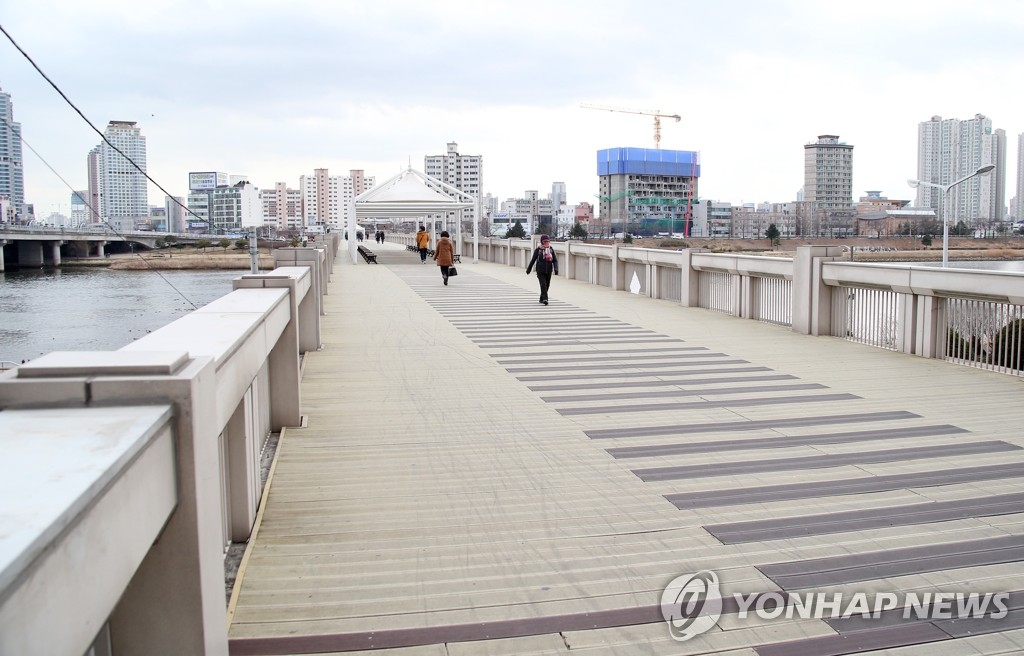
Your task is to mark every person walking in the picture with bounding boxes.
[526,234,558,305]
[433,230,456,285]
[415,225,430,263]
[379,231,386,243]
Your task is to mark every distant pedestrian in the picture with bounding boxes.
[433,230,455,285]
[380,231,386,243]
[415,225,430,263]
[526,234,558,305]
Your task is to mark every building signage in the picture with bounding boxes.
[189,172,229,191]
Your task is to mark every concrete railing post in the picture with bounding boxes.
[740,274,755,319]
[915,295,947,359]
[234,267,313,428]
[792,245,844,335]
[679,248,707,307]
[611,244,623,291]
[0,352,230,656]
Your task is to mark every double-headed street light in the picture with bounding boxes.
[907,164,995,267]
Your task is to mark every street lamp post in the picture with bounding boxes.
[908,164,995,267]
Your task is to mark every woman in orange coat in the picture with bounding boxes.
[433,230,456,285]
[415,225,430,263]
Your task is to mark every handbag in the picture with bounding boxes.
[447,266,459,277]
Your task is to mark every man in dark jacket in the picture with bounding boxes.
[525,234,558,305]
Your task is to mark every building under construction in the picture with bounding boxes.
[596,147,700,236]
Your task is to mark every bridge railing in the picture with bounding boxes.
[450,237,1023,376]
[0,244,333,655]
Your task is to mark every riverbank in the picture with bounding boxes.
[62,250,276,270]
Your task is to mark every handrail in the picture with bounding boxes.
[0,248,333,655]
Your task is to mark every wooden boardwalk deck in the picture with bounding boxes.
[228,243,1024,655]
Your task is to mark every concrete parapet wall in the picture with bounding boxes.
[0,265,320,655]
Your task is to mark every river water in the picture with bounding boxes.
[0,268,242,365]
[2,260,1022,366]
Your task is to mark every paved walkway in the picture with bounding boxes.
[228,242,1024,655]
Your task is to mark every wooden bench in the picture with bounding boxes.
[357,245,378,264]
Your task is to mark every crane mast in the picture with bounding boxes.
[580,104,681,149]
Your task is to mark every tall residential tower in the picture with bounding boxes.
[0,85,25,222]
[803,134,854,237]
[916,114,1005,225]
[87,121,148,230]
[424,142,482,229]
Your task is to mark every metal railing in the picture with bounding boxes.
[442,236,1023,376]
[698,270,734,315]
[946,298,1024,375]
[831,286,903,351]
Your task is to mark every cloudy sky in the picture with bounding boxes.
[2,0,1022,218]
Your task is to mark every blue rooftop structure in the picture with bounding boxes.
[597,147,701,178]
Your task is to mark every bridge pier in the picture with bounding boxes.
[0,240,5,272]
[49,241,62,267]
[16,240,44,267]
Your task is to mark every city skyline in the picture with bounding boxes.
[2,0,1023,219]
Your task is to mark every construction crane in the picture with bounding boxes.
[580,104,681,149]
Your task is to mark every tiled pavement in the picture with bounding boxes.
[227,242,1024,655]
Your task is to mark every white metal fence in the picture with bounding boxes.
[831,286,903,351]
[945,298,1024,375]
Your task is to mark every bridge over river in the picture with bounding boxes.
[0,224,208,270]
[2,237,1023,655]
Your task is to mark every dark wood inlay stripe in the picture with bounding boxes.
[586,410,919,439]
[481,337,685,349]
[465,326,648,336]
[613,424,968,459]
[759,534,1024,590]
[228,604,668,655]
[545,383,827,404]
[518,361,753,381]
[497,351,710,365]
[706,491,1024,544]
[476,332,659,344]
[560,392,859,416]
[498,347,704,359]
[509,356,730,373]
[633,440,1017,482]
[754,622,948,656]
[824,590,1024,635]
[528,370,785,390]
[667,460,1024,510]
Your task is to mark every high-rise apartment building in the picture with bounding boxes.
[916,114,1005,225]
[300,169,375,232]
[88,121,148,230]
[70,191,88,226]
[261,182,304,232]
[0,85,25,222]
[550,182,567,212]
[424,142,482,228]
[1016,133,1024,221]
[802,135,854,237]
[186,172,261,233]
[596,147,700,236]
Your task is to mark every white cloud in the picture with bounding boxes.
[2,0,1022,217]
